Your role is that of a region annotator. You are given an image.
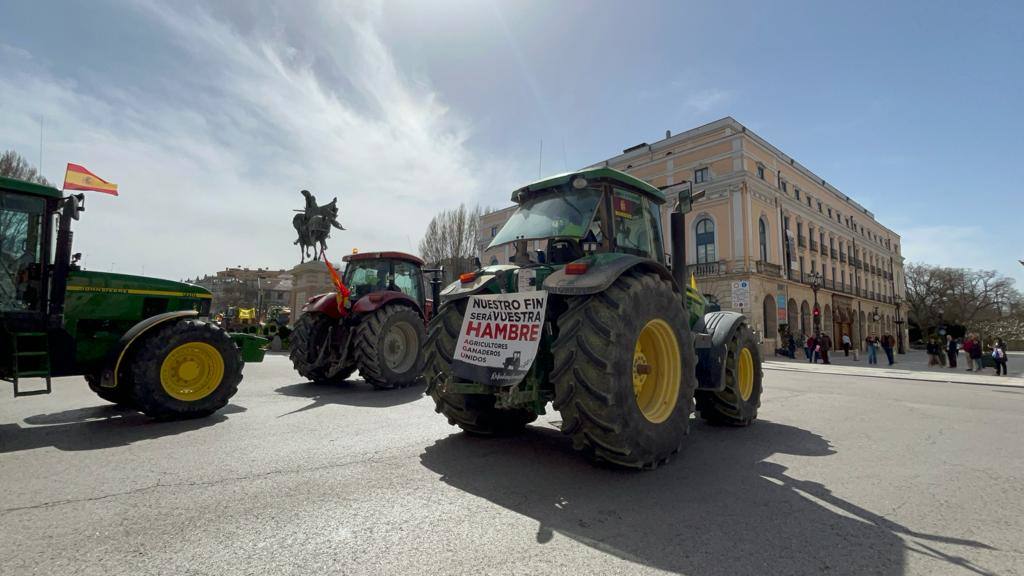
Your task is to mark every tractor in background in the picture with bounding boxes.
[0,175,265,419]
[290,251,439,389]
[424,167,763,469]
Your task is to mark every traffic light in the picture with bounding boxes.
[813,305,820,317]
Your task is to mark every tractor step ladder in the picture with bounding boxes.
[8,332,52,397]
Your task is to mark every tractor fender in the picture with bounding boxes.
[99,310,200,389]
[543,254,679,296]
[303,292,344,319]
[438,265,517,303]
[350,291,423,318]
[695,310,747,391]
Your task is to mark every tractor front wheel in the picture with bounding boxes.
[130,319,242,420]
[552,270,695,469]
[290,312,354,383]
[697,322,762,426]
[425,300,537,435]
[355,305,425,389]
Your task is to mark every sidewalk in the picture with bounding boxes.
[764,348,1024,387]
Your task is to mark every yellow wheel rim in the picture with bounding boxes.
[632,319,682,424]
[159,342,225,402]
[737,347,754,402]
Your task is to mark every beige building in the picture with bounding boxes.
[480,117,908,353]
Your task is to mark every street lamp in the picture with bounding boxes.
[809,271,823,334]
[893,296,905,354]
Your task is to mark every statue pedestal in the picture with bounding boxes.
[288,261,339,319]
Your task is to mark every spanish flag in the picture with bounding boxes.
[63,163,118,196]
[321,251,350,316]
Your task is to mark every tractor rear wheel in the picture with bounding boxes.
[290,312,354,383]
[697,322,762,426]
[130,319,242,420]
[425,300,537,435]
[552,270,695,469]
[354,305,425,389]
[86,372,134,407]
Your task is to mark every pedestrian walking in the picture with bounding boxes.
[946,334,958,369]
[926,338,942,367]
[968,333,983,371]
[820,333,832,364]
[993,338,1008,376]
[882,334,895,365]
[842,333,852,356]
[866,335,878,365]
[963,334,976,371]
[806,334,816,363]
[787,333,797,359]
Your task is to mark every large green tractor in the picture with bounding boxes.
[424,167,763,469]
[0,175,265,419]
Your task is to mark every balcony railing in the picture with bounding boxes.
[800,237,809,248]
[756,261,782,277]
[839,253,847,263]
[820,245,827,256]
[830,248,838,260]
[692,260,723,277]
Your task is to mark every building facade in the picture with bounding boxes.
[479,117,908,353]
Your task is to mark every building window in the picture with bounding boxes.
[807,196,812,208]
[490,226,498,237]
[757,165,765,180]
[794,188,800,200]
[817,201,823,213]
[695,218,716,264]
[780,180,788,193]
[758,218,769,262]
[799,256,805,275]
[784,216,790,232]
[798,222,804,239]
[694,167,708,183]
[827,207,832,218]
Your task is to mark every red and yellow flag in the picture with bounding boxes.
[321,250,350,316]
[63,163,118,195]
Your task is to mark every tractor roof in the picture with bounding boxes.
[343,251,425,267]
[511,166,665,203]
[0,175,63,199]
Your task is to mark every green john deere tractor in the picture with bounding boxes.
[424,167,763,469]
[0,175,265,419]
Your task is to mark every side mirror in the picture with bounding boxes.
[65,193,86,220]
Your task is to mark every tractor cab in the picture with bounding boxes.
[487,167,672,267]
[342,251,427,316]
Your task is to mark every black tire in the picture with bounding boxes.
[697,322,762,426]
[552,270,695,469]
[86,372,134,407]
[354,305,426,389]
[424,300,537,435]
[129,320,242,420]
[290,312,345,383]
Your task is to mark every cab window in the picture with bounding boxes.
[612,188,654,257]
[392,261,422,302]
[0,193,45,311]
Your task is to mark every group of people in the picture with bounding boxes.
[928,334,1010,376]
[863,334,897,366]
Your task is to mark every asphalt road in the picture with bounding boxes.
[2,355,1022,576]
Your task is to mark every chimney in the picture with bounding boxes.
[665,130,671,139]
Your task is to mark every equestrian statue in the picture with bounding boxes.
[293,189,345,263]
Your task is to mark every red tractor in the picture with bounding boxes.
[290,251,438,389]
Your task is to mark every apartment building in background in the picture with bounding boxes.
[478,117,908,352]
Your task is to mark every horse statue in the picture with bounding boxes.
[293,189,345,263]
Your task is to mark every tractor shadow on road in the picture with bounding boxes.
[420,420,997,576]
[0,403,245,454]
[274,380,425,416]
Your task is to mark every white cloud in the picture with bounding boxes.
[682,88,736,114]
[0,1,505,280]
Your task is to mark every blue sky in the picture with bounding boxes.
[1,0,1021,284]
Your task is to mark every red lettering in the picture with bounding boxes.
[493,323,508,339]
[481,322,493,339]
[527,325,539,341]
[466,321,481,337]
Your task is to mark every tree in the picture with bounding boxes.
[418,204,483,283]
[0,150,50,186]
[905,262,1020,337]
